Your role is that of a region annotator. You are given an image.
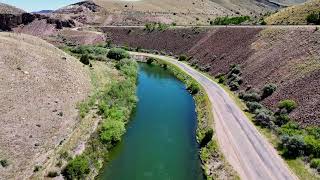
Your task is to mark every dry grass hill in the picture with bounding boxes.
[0,2,24,14]
[0,32,91,179]
[48,0,307,26]
[265,0,320,24]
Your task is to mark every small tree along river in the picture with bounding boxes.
[99,63,203,180]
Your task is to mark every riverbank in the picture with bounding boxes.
[32,45,139,179]
[143,57,238,179]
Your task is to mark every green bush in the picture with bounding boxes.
[229,81,240,91]
[187,82,200,95]
[279,135,306,158]
[310,159,320,170]
[47,171,59,177]
[62,155,90,180]
[218,75,226,84]
[304,135,320,158]
[254,110,274,128]
[262,83,277,99]
[80,54,90,65]
[100,120,126,144]
[107,48,129,60]
[211,16,250,25]
[278,99,298,112]
[306,12,320,25]
[274,114,290,126]
[246,102,263,113]
[241,92,261,102]
[279,122,303,136]
[200,129,214,147]
[178,54,188,61]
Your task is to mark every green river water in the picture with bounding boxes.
[99,63,203,180]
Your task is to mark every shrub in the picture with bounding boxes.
[229,81,240,91]
[306,12,320,25]
[278,99,298,112]
[262,83,277,99]
[246,102,263,113]
[274,114,290,126]
[100,120,126,145]
[62,155,90,180]
[304,135,320,158]
[279,135,306,158]
[80,54,90,65]
[200,129,214,147]
[241,92,261,102]
[254,110,274,128]
[218,75,226,84]
[0,159,8,167]
[33,165,42,172]
[228,64,241,75]
[178,54,188,61]
[47,171,59,177]
[187,82,200,95]
[211,16,250,25]
[310,159,320,170]
[146,57,156,64]
[107,48,129,60]
[228,73,243,85]
[279,122,303,136]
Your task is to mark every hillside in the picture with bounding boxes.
[49,0,305,26]
[99,26,320,126]
[265,0,320,24]
[0,32,91,179]
[0,2,24,14]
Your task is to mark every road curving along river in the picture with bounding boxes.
[99,63,203,180]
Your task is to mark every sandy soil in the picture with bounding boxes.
[0,32,91,179]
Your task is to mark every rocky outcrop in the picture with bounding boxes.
[0,13,75,31]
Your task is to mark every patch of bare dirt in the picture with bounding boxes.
[0,32,91,179]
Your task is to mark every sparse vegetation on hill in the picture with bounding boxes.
[265,0,320,25]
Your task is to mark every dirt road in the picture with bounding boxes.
[130,52,298,180]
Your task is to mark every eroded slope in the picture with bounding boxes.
[0,32,91,179]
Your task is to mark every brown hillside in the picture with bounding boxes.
[0,3,24,14]
[101,26,320,126]
[265,0,320,25]
[0,32,91,179]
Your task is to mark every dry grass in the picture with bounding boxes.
[265,0,320,25]
[0,3,25,14]
[0,32,91,179]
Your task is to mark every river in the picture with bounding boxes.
[99,63,203,180]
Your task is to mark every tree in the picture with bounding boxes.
[107,48,129,60]
[278,99,298,113]
[200,129,214,147]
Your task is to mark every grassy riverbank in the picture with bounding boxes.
[146,58,238,179]
[39,45,139,179]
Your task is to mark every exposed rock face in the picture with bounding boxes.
[55,1,102,14]
[0,13,75,31]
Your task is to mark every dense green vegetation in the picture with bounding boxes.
[60,46,138,179]
[306,12,320,25]
[210,16,250,25]
[107,48,130,61]
[62,155,90,180]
